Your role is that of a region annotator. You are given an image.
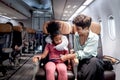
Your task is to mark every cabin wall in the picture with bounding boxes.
[0,16,9,23]
[0,16,18,25]
[16,18,32,28]
[82,0,120,80]
[0,16,32,27]
[32,17,51,31]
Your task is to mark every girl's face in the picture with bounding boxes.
[53,34,62,45]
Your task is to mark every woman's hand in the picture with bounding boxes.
[32,55,41,63]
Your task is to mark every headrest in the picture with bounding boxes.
[90,22,101,35]
[13,26,22,32]
[43,21,72,34]
[26,27,36,34]
[0,23,12,33]
[72,22,101,35]
[71,25,76,34]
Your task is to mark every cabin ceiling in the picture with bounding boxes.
[52,0,85,20]
[23,0,86,20]
[0,0,87,20]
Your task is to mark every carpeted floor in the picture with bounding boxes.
[0,53,34,80]
[8,56,34,80]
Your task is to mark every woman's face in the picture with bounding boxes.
[76,26,88,36]
[53,35,62,45]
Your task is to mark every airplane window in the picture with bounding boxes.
[108,15,116,40]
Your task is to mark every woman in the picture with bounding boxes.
[61,14,104,80]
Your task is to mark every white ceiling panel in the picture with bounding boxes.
[52,0,66,20]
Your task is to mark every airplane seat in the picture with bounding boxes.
[72,22,116,80]
[0,23,13,75]
[90,22,115,80]
[26,27,36,53]
[34,21,75,80]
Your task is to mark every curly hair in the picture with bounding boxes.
[72,14,92,29]
[47,21,61,39]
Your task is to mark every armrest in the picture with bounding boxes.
[103,55,120,71]
[103,55,120,65]
[71,59,79,79]
[32,60,40,80]
[2,48,13,53]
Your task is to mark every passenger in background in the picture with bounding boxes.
[6,22,21,66]
[61,14,104,80]
[0,22,13,75]
[6,22,13,29]
[33,21,69,80]
[17,22,28,52]
[6,22,18,65]
[9,22,28,65]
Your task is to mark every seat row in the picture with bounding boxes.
[0,23,36,76]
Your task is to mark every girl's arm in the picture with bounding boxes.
[40,48,49,59]
[33,47,49,62]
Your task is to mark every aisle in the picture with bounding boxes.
[9,56,34,80]
[0,54,34,80]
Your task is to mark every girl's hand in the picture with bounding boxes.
[32,55,41,63]
[70,49,75,54]
[60,55,67,61]
[60,54,76,61]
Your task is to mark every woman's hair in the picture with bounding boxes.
[72,14,92,29]
[47,21,61,40]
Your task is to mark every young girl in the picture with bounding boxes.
[33,21,68,80]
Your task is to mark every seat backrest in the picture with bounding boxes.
[0,23,13,49]
[26,27,36,51]
[90,22,103,59]
[43,20,72,34]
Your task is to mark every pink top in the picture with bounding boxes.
[45,43,68,63]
